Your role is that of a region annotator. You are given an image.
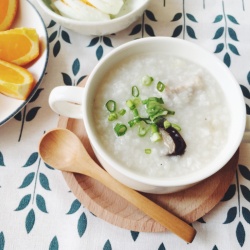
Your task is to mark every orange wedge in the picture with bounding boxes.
[0,59,35,100]
[0,0,18,31]
[0,27,40,66]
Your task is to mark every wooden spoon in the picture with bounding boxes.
[39,128,196,243]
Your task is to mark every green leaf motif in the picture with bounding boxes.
[96,45,104,60]
[49,31,58,43]
[223,206,237,224]
[36,194,48,213]
[39,173,51,191]
[145,10,157,22]
[45,163,54,170]
[22,152,38,167]
[247,104,250,115]
[171,13,182,22]
[214,43,224,53]
[103,37,113,47]
[158,243,166,250]
[241,185,250,202]
[103,240,112,250]
[131,231,139,241]
[29,88,44,103]
[78,213,87,237]
[87,37,99,47]
[240,85,250,99]
[77,75,87,85]
[224,52,231,67]
[221,184,236,201]
[227,15,239,24]
[53,40,61,57]
[212,246,219,250]
[213,27,224,39]
[19,173,35,188]
[236,222,245,247]
[15,194,31,211]
[242,207,250,224]
[26,107,41,122]
[186,26,197,39]
[26,209,35,233]
[62,73,72,86]
[49,236,59,250]
[145,24,155,36]
[186,13,198,22]
[14,111,22,121]
[248,72,250,85]
[47,20,56,28]
[0,232,5,250]
[0,152,5,166]
[228,43,240,55]
[72,59,80,76]
[129,24,142,35]
[213,15,223,23]
[228,27,239,41]
[67,199,81,214]
[172,25,182,37]
[61,30,71,44]
[239,164,250,180]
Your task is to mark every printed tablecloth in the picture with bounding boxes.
[1,0,250,249]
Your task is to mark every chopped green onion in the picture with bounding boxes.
[171,123,181,131]
[108,113,118,121]
[163,120,171,129]
[142,97,164,105]
[118,109,126,116]
[126,99,135,110]
[105,100,116,112]
[128,117,141,127]
[132,86,139,97]
[157,81,165,92]
[114,123,127,136]
[142,75,154,86]
[133,108,139,118]
[133,97,141,106]
[150,124,161,142]
[138,124,148,137]
[145,149,151,154]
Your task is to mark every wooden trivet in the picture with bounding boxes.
[57,79,239,232]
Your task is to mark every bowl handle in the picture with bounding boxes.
[49,86,84,119]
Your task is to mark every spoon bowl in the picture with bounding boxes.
[39,128,196,243]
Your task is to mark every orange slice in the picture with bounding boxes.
[0,0,18,31]
[0,27,40,66]
[0,59,35,100]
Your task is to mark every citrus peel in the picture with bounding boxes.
[0,27,40,66]
[0,59,35,100]
[0,0,18,31]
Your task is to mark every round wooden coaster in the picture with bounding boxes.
[57,79,239,232]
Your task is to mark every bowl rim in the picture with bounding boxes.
[36,0,150,26]
[83,37,246,187]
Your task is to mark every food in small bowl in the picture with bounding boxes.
[35,0,150,35]
[49,37,247,194]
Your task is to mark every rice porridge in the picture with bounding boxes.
[93,53,230,179]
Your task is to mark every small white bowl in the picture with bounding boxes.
[49,37,247,194]
[35,0,150,35]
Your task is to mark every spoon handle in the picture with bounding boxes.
[84,160,196,243]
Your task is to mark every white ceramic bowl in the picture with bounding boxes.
[49,37,247,194]
[35,0,150,35]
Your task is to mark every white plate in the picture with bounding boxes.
[0,0,49,126]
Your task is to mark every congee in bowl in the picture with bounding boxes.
[93,54,230,179]
[49,37,246,193]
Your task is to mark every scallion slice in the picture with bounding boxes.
[171,123,181,131]
[105,100,116,112]
[114,123,127,136]
[142,75,154,86]
[145,148,151,154]
[157,81,165,92]
[118,109,126,116]
[126,99,135,110]
[108,113,118,121]
[132,86,139,97]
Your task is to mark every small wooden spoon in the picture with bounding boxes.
[39,128,196,243]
